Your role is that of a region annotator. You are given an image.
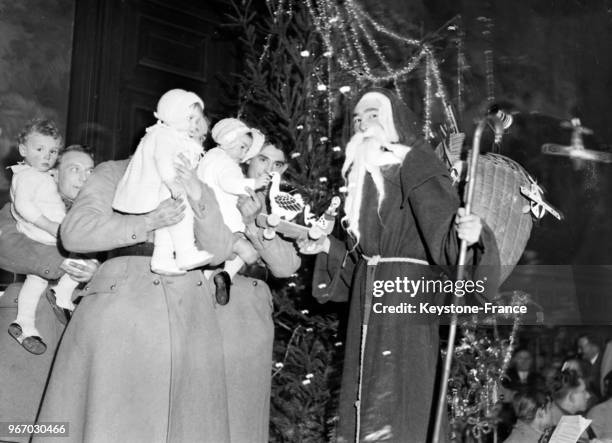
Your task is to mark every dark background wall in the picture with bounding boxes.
[0,0,75,191]
[360,0,612,266]
[361,0,612,142]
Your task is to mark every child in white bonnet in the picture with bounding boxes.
[112,88,212,275]
[198,118,269,303]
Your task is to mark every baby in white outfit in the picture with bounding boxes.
[113,89,212,275]
[198,118,269,300]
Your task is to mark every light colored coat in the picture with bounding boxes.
[35,160,235,443]
[0,284,64,443]
[217,221,301,443]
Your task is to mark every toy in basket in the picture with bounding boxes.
[256,171,341,241]
[438,125,562,284]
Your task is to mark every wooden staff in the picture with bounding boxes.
[432,115,504,443]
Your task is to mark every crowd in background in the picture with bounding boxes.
[499,333,612,442]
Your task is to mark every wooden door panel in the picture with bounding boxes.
[116,87,158,159]
[68,0,237,161]
[136,14,210,83]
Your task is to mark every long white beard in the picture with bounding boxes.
[341,128,411,244]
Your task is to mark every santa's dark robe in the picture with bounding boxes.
[314,143,500,442]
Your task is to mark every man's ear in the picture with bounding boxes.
[18,143,27,157]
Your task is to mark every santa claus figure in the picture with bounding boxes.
[300,87,500,442]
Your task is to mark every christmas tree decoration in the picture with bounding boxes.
[446,309,522,442]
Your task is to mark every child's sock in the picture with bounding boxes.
[52,273,79,311]
[14,274,48,337]
[224,256,244,280]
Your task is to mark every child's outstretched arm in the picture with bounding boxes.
[216,161,257,196]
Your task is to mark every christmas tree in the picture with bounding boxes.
[227,1,346,441]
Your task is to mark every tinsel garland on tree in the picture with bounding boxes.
[446,290,541,442]
[228,0,345,213]
[446,321,519,442]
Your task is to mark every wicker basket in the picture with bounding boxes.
[462,153,534,283]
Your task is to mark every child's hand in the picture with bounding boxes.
[297,237,330,255]
[34,215,60,237]
[237,188,264,225]
[61,259,100,283]
[254,174,271,190]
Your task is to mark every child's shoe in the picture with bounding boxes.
[45,289,71,325]
[8,322,46,355]
[213,271,231,306]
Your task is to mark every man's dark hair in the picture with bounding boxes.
[577,333,600,350]
[512,389,550,422]
[550,369,583,402]
[17,118,64,147]
[58,144,95,164]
